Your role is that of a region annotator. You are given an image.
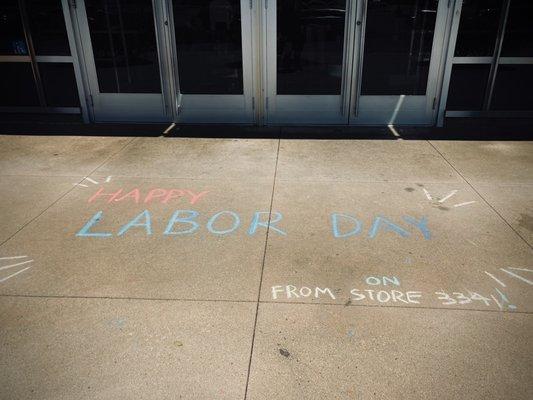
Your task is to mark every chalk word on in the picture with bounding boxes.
[364,276,400,286]
[76,210,286,237]
[331,214,431,240]
[350,289,422,304]
[271,285,336,300]
[88,188,209,205]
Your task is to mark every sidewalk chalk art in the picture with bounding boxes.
[76,185,431,239]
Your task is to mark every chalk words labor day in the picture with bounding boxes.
[75,187,431,239]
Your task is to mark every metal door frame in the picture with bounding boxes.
[262,0,358,125]
[349,0,454,126]
[165,0,256,124]
[69,0,170,122]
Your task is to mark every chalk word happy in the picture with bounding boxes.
[88,188,210,205]
[75,210,431,239]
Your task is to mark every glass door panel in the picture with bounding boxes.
[265,0,354,124]
[277,1,346,95]
[170,0,254,123]
[491,1,533,111]
[351,0,449,125]
[453,0,503,57]
[173,0,243,94]
[500,0,533,57]
[360,0,437,96]
[86,0,161,94]
[27,0,72,56]
[75,0,167,122]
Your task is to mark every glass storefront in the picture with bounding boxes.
[0,0,531,125]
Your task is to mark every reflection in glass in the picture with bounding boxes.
[446,64,490,111]
[172,0,243,95]
[0,62,39,106]
[0,0,28,55]
[86,0,161,93]
[277,0,346,95]
[361,0,438,96]
[27,0,71,56]
[39,63,80,107]
[454,0,502,57]
[491,65,533,110]
[501,0,533,57]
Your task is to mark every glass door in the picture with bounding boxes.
[168,0,255,123]
[74,0,168,122]
[264,0,356,124]
[350,0,451,125]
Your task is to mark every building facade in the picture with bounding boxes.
[1,0,532,126]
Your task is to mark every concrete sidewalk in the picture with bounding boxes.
[0,135,531,399]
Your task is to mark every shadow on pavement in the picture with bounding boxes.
[0,114,532,140]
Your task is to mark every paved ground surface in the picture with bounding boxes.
[0,134,531,399]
